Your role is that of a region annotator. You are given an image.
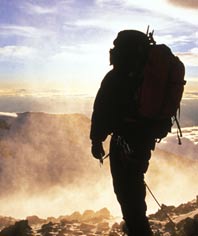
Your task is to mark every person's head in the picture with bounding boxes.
[110,30,150,73]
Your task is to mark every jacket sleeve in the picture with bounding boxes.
[90,71,114,143]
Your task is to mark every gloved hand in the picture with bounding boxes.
[91,141,105,159]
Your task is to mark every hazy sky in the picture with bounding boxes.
[0,0,198,94]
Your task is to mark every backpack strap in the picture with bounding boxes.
[173,113,182,145]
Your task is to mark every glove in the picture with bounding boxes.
[91,141,105,159]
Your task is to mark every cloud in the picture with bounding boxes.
[95,0,124,7]
[167,0,198,9]
[183,81,198,98]
[180,99,198,127]
[62,22,112,46]
[184,91,198,99]
[0,112,17,117]
[0,90,94,116]
[0,113,115,217]
[22,2,57,15]
[176,50,198,67]
[96,0,166,10]
[155,34,191,47]
[0,45,37,60]
[154,27,198,68]
[0,24,52,39]
[157,127,198,158]
[0,0,197,93]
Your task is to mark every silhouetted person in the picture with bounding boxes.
[90,30,156,236]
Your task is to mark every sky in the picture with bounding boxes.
[0,0,198,95]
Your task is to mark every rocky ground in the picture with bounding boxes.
[0,197,198,236]
[149,196,198,236]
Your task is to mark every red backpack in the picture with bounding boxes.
[138,41,186,143]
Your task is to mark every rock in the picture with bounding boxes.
[95,208,111,219]
[164,221,176,234]
[26,215,46,225]
[162,233,171,236]
[111,222,120,231]
[46,216,58,223]
[0,220,32,236]
[109,232,121,236]
[0,216,16,229]
[149,204,174,221]
[79,222,96,232]
[174,203,196,215]
[177,217,198,236]
[68,211,82,222]
[38,221,54,234]
[96,222,110,232]
[81,210,95,221]
[109,222,123,236]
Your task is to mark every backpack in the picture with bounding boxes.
[138,32,186,143]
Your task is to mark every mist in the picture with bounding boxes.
[0,93,94,117]
[0,112,197,219]
[0,90,197,127]
[0,112,114,218]
[146,147,198,214]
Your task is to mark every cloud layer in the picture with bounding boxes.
[168,0,198,9]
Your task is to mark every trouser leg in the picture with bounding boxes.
[109,138,153,236]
